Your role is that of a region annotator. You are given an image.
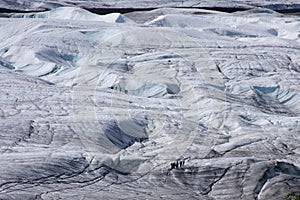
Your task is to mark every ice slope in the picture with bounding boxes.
[6,6,133,23]
[0,5,300,200]
[1,0,300,12]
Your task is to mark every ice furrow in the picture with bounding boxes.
[0,4,300,200]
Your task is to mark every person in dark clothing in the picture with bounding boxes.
[175,161,179,169]
[171,160,186,170]
[170,162,175,169]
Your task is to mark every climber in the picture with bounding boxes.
[170,162,175,169]
[175,161,179,169]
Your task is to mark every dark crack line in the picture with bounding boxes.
[221,138,265,156]
[202,167,230,195]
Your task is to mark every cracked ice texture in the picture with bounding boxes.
[0,4,300,200]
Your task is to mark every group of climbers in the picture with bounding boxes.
[170,160,185,170]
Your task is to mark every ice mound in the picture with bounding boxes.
[252,86,300,116]
[104,119,148,149]
[112,78,180,98]
[10,7,133,23]
[0,3,300,199]
[0,16,129,85]
[125,8,223,24]
[147,13,283,38]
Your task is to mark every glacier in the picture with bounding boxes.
[0,2,300,200]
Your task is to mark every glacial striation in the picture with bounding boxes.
[0,3,299,200]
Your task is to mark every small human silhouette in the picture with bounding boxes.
[170,160,186,170]
[170,162,175,169]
